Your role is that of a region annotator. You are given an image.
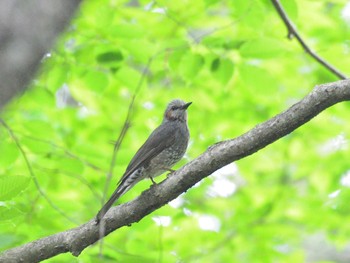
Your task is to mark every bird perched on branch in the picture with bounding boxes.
[96,99,192,223]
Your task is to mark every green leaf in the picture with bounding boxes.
[24,120,55,140]
[115,67,142,88]
[204,0,220,7]
[211,58,220,71]
[239,64,277,96]
[82,71,109,92]
[168,50,184,71]
[110,24,145,38]
[123,40,155,63]
[230,0,266,28]
[96,51,123,64]
[210,58,235,85]
[46,66,67,92]
[59,158,84,175]
[0,141,19,167]
[0,175,30,200]
[179,53,204,79]
[240,38,286,58]
[281,0,298,21]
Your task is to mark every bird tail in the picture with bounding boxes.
[96,169,143,223]
[95,185,128,224]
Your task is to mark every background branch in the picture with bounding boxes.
[0,0,81,109]
[102,58,154,205]
[98,57,154,254]
[0,120,79,225]
[1,79,349,262]
[270,0,347,80]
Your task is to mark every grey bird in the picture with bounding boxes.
[96,99,191,223]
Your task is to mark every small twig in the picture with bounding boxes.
[98,57,154,255]
[271,0,347,80]
[35,166,102,200]
[0,119,78,224]
[101,57,154,205]
[12,132,104,172]
[155,0,249,46]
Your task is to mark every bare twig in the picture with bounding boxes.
[101,57,154,206]
[271,0,347,80]
[1,78,349,262]
[12,132,104,172]
[0,119,78,224]
[0,0,81,109]
[98,57,154,254]
[35,166,102,200]
[155,0,249,50]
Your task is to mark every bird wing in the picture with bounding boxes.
[96,124,176,223]
[118,123,176,186]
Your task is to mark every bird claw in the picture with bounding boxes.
[166,168,176,177]
[149,176,157,185]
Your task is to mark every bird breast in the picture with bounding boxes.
[146,121,189,177]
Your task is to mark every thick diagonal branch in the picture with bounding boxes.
[1,79,350,262]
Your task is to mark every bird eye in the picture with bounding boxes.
[171,106,177,110]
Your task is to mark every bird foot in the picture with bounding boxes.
[149,176,157,185]
[165,168,176,177]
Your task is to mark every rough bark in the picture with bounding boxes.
[1,79,349,262]
[0,0,81,109]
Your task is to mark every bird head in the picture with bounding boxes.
[163,99,192,122]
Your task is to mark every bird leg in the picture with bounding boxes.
[163,167,176,177]
[149,175,157,185]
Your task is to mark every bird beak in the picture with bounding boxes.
[181,102,192,110]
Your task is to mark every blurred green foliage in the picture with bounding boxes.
[1,0,350,262]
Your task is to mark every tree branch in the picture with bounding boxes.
[270,0,348,80]
[0,0,81,109]
[102,57,153,205]
[1,79,350,262]
[0,119,79,225]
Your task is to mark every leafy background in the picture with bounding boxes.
[1,0,350,262]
